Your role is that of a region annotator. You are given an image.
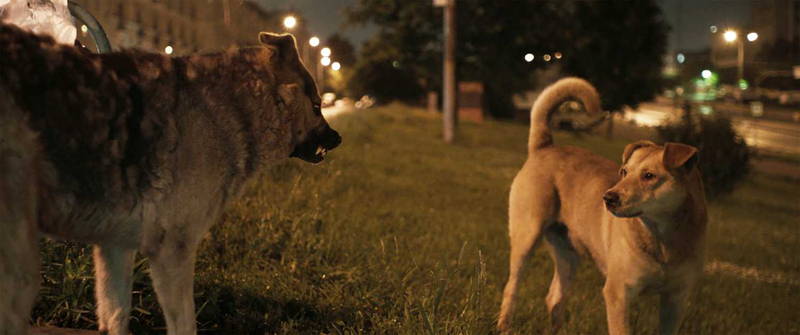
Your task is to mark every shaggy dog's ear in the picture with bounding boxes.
[622,140,656,165]
[278,83,301,105]
[663,142,698,171]
[259,32,299,64]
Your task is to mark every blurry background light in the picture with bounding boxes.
[321,47,331,57]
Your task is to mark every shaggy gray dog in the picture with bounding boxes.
[0,23,340,335]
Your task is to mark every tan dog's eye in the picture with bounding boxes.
[620,168,627,177]
[642,172,655,181]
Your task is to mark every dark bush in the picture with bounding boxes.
[657,110,750,198]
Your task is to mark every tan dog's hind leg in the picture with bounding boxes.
[498,176,556,332]
[94,245,136,335]
[543,226,579,333]
[149,237,199,335]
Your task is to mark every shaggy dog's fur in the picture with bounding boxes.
[0,23,340,335]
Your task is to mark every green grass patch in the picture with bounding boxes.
[35,104,800,334]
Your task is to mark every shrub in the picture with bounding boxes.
[657,109,750,198]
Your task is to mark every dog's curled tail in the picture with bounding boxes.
[528,77,602,152]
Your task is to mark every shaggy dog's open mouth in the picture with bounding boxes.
[291,126,341,163]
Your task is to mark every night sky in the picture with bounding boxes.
[256,0,752,53]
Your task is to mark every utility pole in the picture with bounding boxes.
[436,0,457,143]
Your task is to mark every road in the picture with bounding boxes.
[626,102,800,155]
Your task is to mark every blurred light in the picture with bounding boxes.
[321,56,331,66]
[309,36,320,47]
[738,79,749,90]
[710,25,718,33]
[392,60,400,68]
[701,69,712,79]
[320,47,331,57]
[543,54,552,62]
[699,105,713,115]
[554,52,562,59]
[524,53,534,62]
[746,32,758,42]
[283,15,297,30]
[164,45,173,55]
[80,24,88,33]
[331,61,341,71]
[723,30,737,43]
[676,53,685,64]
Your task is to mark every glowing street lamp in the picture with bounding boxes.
[331,61,341,71]
[701,69,712,79]
[524,53,534,62]
[309,36,320,47]
[282,15,297,30]
[722,29,758,83]
[321,56,331,66]
[723,30,738,42]
[320,47,331,57]
[164,45,174,55]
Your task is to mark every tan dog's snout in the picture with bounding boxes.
[603,190,621,210]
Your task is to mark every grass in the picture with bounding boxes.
[34,104,800,334]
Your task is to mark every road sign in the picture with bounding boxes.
[750,101,764,117]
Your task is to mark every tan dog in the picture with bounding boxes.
[497,78,707,334]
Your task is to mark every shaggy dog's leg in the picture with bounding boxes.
[93,245,136,335]
[543,225,579,333]
[0,100,40,335]
[149,236,199,335]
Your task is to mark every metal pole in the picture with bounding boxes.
[737,39,744,83]
[316,54,323,93]
[442,0,456,143]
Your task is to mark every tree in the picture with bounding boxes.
[325,33,357,67]
[346,0,669,117]
[559,0,669,111]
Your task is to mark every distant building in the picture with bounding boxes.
[74,0,310,57]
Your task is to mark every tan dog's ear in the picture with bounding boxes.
[663,142,698,170]
[622,140,656,164]
[278,83,301,105]
[259,32,299,64]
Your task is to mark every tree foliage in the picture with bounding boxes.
[345,0,669,116]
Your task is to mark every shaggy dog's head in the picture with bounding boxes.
[259,32,341,163]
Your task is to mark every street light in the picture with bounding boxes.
[164,45,174,55]
[524,53,534,62]
[331,62,341,71]
[320,47,331,57]
[723,29,758,84]
[321,56,331,66]
[309,36,320,47]
[282,15,297,30]
[723,30,738,42]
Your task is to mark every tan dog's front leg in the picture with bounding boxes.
[603,279,634,335]
[659,288,689,335]
[93,245,136,335]
[149,238,199,335]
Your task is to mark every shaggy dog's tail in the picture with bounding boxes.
[528,77,602,153]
